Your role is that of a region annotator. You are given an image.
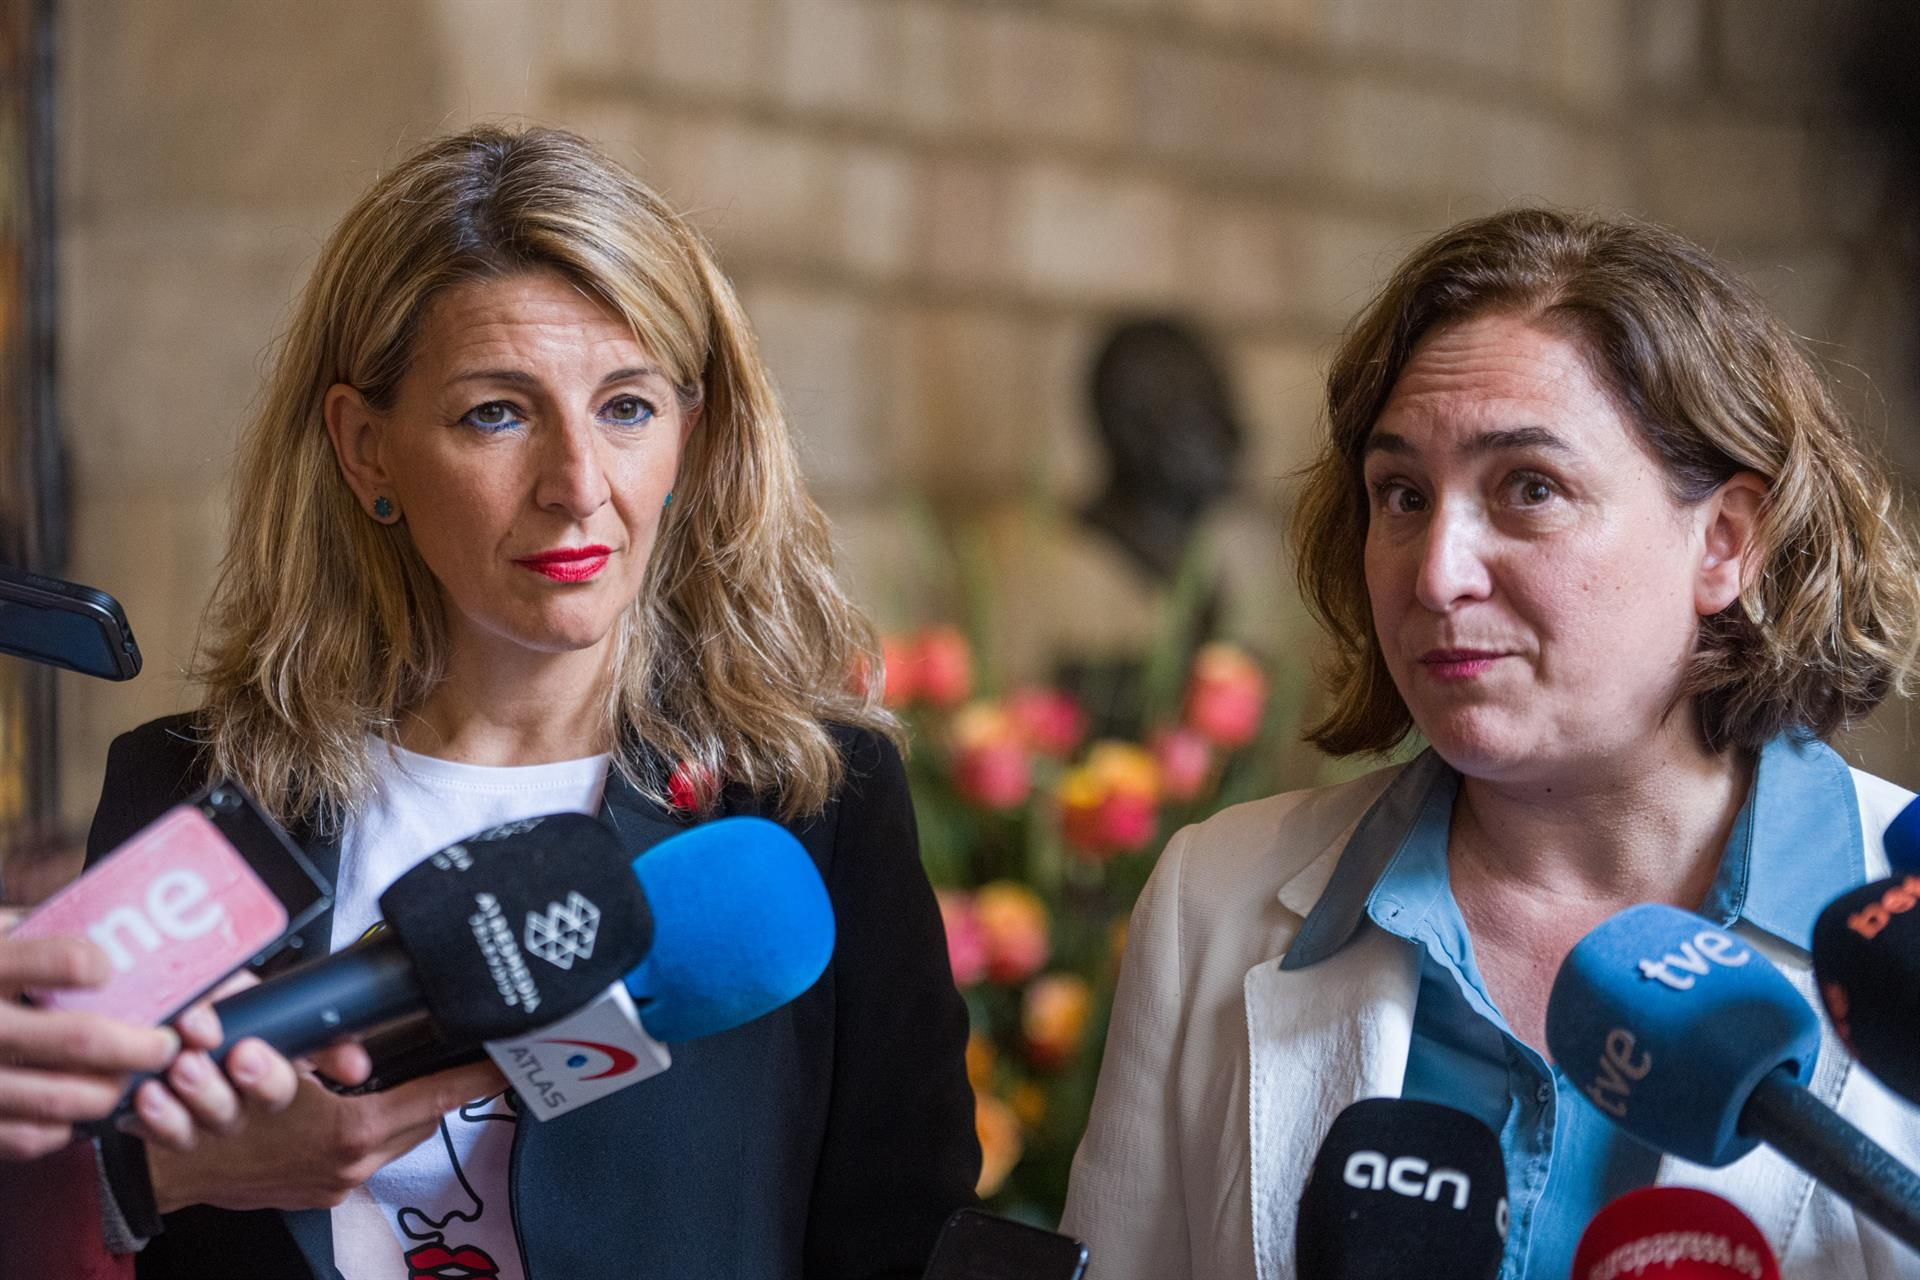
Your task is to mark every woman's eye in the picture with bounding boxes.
[1371,480,1425,515]
[601,395,655,427]
[460,401,523,432]
[1509,472,1557,506]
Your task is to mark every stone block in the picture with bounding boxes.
[779,0,898,119]
[1011,162,1184,304]
[60,0,444,221]
[887,305,1050,494]
[897,5,968,134]
[962,10,1135,149]
[1182,199,1304,324]
[840,144,919,281]
[1033,315,1106,503]
[1641,118,1812,244]
[1629,0,1709,93]
[1325,76,1565,207]
[1296,211,1427,328]
[1135,45,1319,183]
[1325,0,1544,82]
[742,284,891,498]
[656,117,840,268]
[1543,0,1629,109]
[1184,0,1321,43]
[60,216,322,496]
[1231,338,1328,498]
[921,155,1017,291]
[644,0,775,99]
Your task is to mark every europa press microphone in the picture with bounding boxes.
[1546,903,1920,1251]
[1294,1097,1509,1280]
[1571,1187,1779,1280]
[348,814,835,1090]
[1812,872,1920,1108]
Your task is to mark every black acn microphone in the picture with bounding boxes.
[1813,873,1920,1108]
[206,813,652,1062]
[1296,1098,1509,1280]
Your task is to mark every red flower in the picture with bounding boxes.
[950,704,1033,811]
[937,891,988,988]
[667,760,716,812]
[1007,687,1087,757]
[880,634,918,707]
[913,625,974,708]
[1184,643,1268,748]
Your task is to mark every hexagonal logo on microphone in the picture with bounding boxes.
[524,892,600,970]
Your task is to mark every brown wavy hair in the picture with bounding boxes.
[1292,207,1920,756]
[195,125,896,828]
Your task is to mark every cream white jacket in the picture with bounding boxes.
[1060,764,1920,1279]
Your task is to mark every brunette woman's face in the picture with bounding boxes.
[1360,313,1756,783]
[327,271,693,664]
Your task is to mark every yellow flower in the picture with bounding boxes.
[1022,972,1094,1068]
[973,880,1051,983]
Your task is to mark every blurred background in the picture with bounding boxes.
[6,0,1920,1218]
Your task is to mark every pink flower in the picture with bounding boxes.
[973,881,1050,984]
[949,704,1033,811]
[1007,687,1087,757]
[1151,726,1213,802]
[913,625,974,708]
[1184,643,1268,748]
[1057,742,1161,860]
[938,891,988,988]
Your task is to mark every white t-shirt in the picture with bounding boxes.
[327,741,610,1280]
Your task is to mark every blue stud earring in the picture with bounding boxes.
[662,491,674,509]
[372,496,395,521]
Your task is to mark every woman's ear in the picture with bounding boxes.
[1696,471,1767,616]
[323,384,396,519]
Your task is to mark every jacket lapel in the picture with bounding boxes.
[1244,835,1420,1280]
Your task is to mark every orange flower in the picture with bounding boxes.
[974,1090,1023,1197]
[1022,973,1093,1069]
[965,1032,997,1090]
[1011,1081,1048,1129]
[949,704,1033,811]
[1184,642,1268,748]
[973,880,1050,983]
[1058,741,1162,859]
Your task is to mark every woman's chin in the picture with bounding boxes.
[1416,713,1545,782]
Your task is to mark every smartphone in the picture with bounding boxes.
[0,564,141,680]
[12,779,330,1026]
[922,1209,1089,1280]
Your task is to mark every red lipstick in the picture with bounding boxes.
[1418,648,1505,682]
[515,545,611,583]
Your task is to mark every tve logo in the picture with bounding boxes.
[13,806,288,1024]
[1341,1151,1474,1211]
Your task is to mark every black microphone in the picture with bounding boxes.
[1295,1097,1509,1280]
[205,813,652,1062]
[1813,874,1920,1108]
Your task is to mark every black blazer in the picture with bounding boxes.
[86,715,980,1279]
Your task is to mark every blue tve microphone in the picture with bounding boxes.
[1882,795,1920,875]
[1547,904,1920,1250]
[350,815,835,1088]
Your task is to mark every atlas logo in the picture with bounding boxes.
[539,1038,642,1082]
[525,892,600,970]
[1342,1152,1473,1210]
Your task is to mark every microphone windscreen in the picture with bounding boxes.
[1812,874,1920,1107]
[1882,795,1920,874]
[378,813,653,1042]
[1546,904,1819,1167]
[1572,1187,1779,1280]
[624,816,834,1042]
[1295,1097,1508,1280]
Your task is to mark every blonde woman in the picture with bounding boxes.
[84,127,977,1279]
[1062,209,1920,1278]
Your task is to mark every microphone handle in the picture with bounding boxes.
[1740,1065,1920,1250]
[210,934,427,1063]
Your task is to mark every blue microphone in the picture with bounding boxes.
[1882,794,1920,875]
[623,815,835,1041]
[1547,904,1920,1250]
[349,815,835,1088]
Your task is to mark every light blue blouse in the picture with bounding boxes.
[1280,734,1865,1279]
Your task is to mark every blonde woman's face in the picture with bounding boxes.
[360,270,692,664]
[1360,313,1749,784]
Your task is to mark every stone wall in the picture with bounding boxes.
[51,0,1918,835]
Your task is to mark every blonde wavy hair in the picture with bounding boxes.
[1293,207,1920,756]
[196,125,896,828]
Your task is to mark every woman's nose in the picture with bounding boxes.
[1413,505,1493,613]
[535,416,613,519]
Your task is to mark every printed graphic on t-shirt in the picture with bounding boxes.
[390,1091,520,1280]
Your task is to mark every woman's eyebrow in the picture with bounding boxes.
[1362,425,1574,459]
[443,364,667,389]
